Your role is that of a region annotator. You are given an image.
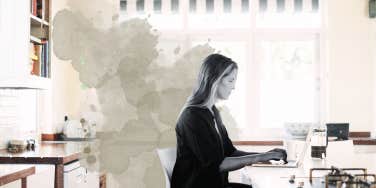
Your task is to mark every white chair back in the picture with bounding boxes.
[156,147,177,188]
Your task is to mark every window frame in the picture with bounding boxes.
[117,0,327,139]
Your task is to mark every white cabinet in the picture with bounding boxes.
[354,145,376,153]
[27,165,55,188]
[86,170,100,188]
[64,161,99,188]
[0,0,29,81]
[0,0,50,89]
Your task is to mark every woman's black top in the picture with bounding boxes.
[171,105,237,188]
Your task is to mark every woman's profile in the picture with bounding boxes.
[171,54,287,188]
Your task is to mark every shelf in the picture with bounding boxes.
[0,76,51,89]
[30,35,42,44]
[30,14,49,27]
[28,75,51,89]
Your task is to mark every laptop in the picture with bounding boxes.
[251,129,312,168]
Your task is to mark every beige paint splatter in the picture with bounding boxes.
[53,9,239,188]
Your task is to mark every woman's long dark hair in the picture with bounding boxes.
[185,53,238,109]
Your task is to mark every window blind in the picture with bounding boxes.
[121,0,320,14]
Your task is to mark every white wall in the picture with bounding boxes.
[46,0,83,133]
[326,0,376,132]
[373,21,376,136]
[48,0,118,133]
[49,59,82,133]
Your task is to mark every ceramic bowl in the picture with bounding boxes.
[284,122,312,138]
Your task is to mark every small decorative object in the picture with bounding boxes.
[7,140,27,153]
[63,119,82,138]
[89,122,97,138]
[370,0,376,18]
[297,181,304,188]
[80,118,89,137]
[26,139,36,151]
[289,175,295,183]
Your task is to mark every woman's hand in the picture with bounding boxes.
[266,148,288,163]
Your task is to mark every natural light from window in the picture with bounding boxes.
[118,0,322,136]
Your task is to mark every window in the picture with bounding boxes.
[154,0,161,13]
[206,0,214,13]
[171,0,179,13]
[294,0,303,12]
[120,0,127,13]
[224,0,232,13]
[255,37,319,128]
[136,0,144,13]
[259,0,268,12]
[118,0,323,139]
[190,0,197,12]
[276,0,285,12]
[312,0,319,12]
[241,0,249,12]
[192,40,248,128]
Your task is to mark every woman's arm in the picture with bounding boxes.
[230,150,259,157]
[219,151,284,172]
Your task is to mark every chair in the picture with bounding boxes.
[156,147,177,188]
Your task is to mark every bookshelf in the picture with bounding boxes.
[0,0,51,89]
[29,0,51,80]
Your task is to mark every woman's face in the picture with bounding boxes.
[216,68,237,100]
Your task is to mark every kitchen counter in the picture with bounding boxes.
[0,143,81,164]
[351,137,376,145]
[0,143,84,188]
[0,165,35,187]
[233,137,376,146]
[232,132,376,145]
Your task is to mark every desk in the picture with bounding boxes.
[232,143,376,188]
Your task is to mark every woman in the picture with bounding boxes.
[171,54,287,188]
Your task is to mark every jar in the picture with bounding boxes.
[310,128,327,158]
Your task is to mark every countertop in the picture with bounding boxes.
[233,137,376,146]
[239,142,376,188]
[0,165,35,186]
[350,137,376,145]
[0,143,83,164]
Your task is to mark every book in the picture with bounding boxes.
[37,0,43,18]
[32,0,37,16]
[41,43,44,77]
[45,41,49,77]
[29,42,37,74]
[30,0,50,78]
[31,44,40,76]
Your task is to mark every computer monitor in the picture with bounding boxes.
[326,123,349,141]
